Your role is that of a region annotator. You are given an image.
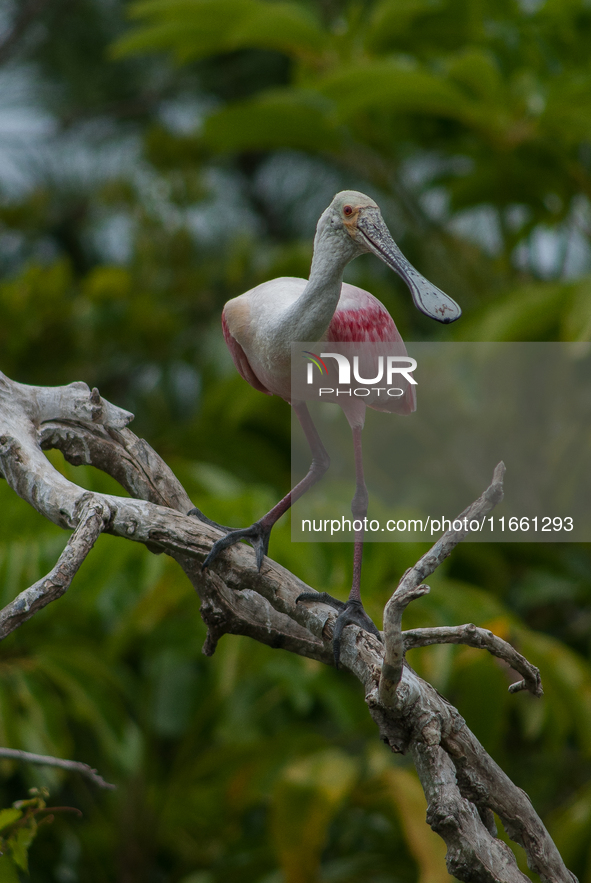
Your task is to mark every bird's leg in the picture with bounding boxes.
[335,427,382,661]
[297,425,381,667]
[189,401,330,570]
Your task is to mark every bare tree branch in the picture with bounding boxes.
[411,737,531,883]
[0,498,109,638]
[403,624,543,697]
[0,747,115,790]
[0,370,577,883]
[379,462,506,699]
[0,373,332,659]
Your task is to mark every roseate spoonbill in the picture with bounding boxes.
[190,190,460,666]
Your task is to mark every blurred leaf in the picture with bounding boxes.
[561,280,591,340]
[544,75,591,144]
[445,49,503,103]
[318,60,476,123]
[366,0,444,52]
[11,823,36,871]
[0,854,20,883]
[82,265,133,302]
[113,0,324,62]
[0,808,22,832]
[204,89,341,153]
[455,281,572,341]
[449,649,511,756]
[548,780,591,876]
[516,628,591,756]
[271,749,358,883]
[382,766,452,883]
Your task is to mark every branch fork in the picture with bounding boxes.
[379,462,508,704]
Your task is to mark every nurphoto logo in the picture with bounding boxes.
[302,350,417,398]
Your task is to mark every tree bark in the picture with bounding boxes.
[0,370,577,883]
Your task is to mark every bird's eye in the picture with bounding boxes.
[343,205,353,216]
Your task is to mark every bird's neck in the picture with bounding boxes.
[284,232,353,342]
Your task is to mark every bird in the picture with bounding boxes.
[190,190,461,666]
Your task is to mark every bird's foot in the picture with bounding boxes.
[188,507,271,571]
[296,593,382,668]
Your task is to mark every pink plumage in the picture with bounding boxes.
[325,286,416,418]
[199,191,459,665]
[222,279,416,426]
[222,280,416,418]
[325,286,402,344]
[222,310,271,395]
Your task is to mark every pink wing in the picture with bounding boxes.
[222,310,272,396]
[326,304,402,344]
[326,285,416,415]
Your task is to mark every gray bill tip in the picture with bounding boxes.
[405,271,462,324]
[357,212,462,324]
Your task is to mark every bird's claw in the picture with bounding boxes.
[296,593,381,668]
[187,506,231,533]
[188,509,271,571]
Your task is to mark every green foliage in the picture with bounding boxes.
[1,0,591,879]
[271,749,358,882]
[0,789,70,878]
[2,465,591,879]
[116,0,591,263]
[204,89,342,153]
[113,0,324,63]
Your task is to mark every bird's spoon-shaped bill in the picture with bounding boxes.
[357,211,462,324]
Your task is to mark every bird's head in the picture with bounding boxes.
[324,190,461,324]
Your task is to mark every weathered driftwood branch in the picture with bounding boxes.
[0,370,577,883]
[0,747,115,790]
[403,624,543,697]
[379,461,506,703]
[0,499,109,638]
